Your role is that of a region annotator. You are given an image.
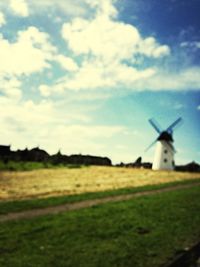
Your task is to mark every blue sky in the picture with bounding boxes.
[0,0,199,164]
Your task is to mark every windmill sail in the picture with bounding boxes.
[148,118,162,134]
[166,117,183,133]
[145,139,157,152]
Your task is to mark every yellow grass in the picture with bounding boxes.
[0,166,200,201]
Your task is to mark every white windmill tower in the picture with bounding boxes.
[146,117,183,170]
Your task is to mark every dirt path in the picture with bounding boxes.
[0,182,200,223]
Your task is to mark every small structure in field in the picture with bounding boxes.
[146,117,183,171]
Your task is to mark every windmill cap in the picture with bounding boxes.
[157,131,173,142]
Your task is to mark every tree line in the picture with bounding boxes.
[0,145,112,166]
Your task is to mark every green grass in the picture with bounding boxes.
[0,178,200,215]
[0,160,83,171]
[0,186,200,267]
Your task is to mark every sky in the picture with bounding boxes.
[0,0,199,164]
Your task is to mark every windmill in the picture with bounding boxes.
[146,117,183,170]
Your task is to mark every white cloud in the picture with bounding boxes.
[53,0,170,92]
[2,0,197,100]
[39,85,51,97]
[27,0,117,18]
[197,106,200,110]
[0,12,6,27]
[0,95,125,155]
[135,67,200,91]
[49,63,198,92]
[0,76,22,99]
[5,0,116,18]
[10,0,29,17]
[39,124,125,156]
[44,59,155,92]
[0,97,81,135]
[0,99,56,128]
[56,55,79,71]
[62,17,138,62]
[52,124,123,139]
[0,26,56,76]
[62,16,169,62]
[139,37,170,58]
[2,0,171,95]
[25,0,87,16]
[86,0,118,18]
[38,3,167,93]
[180,41,200,49]
[0,97,56,149]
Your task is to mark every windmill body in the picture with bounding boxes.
[152,132,174,170]
[146,118,182,171]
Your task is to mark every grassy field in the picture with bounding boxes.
[1,178,200,215]
[0,186,200,267]
[0,166,200,201]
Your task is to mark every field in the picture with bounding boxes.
[1,186,200,267]
[0,166,200,201]
[1,166,200,266]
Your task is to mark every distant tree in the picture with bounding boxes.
[0,144,112,167]
[134,156,142,167]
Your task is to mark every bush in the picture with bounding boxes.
[0,161,87,171]
[0,161,49,171]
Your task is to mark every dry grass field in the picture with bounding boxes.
[0,166,200,201]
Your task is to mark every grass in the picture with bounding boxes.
[0,178,200,215]
[0,166,200,201]
[0,160,82,171]
[0,186,200,267]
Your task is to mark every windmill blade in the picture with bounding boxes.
[145,139,157,152]
[148,118,162,134]
[166,117,183,133]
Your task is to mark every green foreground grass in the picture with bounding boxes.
[0,178,200,215]
[0,186,200,267]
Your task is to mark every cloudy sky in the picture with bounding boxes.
[0,0,199,164]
